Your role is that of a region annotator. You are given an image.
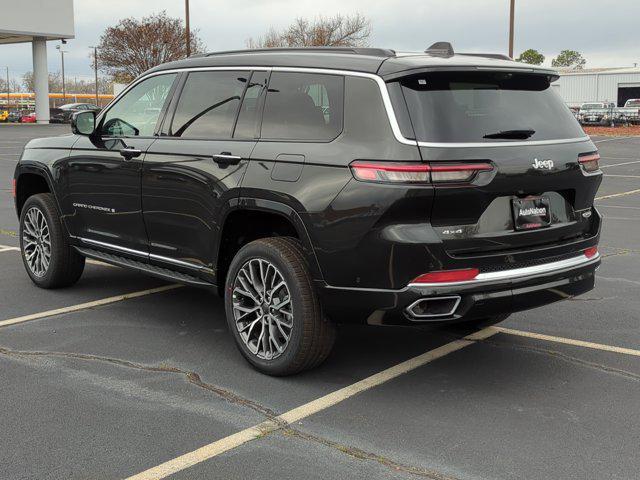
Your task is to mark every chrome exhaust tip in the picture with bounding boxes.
[406,295,461,320]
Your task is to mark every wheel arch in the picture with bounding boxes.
[216,197,324,294]
[14,164,60,217]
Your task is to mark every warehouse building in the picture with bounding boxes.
[555,67,640,108]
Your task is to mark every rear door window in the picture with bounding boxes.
[261,72,344,141]
[397,71,585,143]
[170,71,248,139]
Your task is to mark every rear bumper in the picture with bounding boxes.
[319,252,600,326]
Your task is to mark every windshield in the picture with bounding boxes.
[397,71,585,143]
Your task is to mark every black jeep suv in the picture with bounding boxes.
[14,45,602,375]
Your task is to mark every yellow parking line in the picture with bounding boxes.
[493,326,640,357]
[0,284,182,328]
[125,327,497,480]
[595,188,640,200]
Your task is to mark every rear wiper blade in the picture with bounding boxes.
[483,129,536,140]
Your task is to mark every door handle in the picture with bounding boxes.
[212,153,242,165]
[120,147,142,160]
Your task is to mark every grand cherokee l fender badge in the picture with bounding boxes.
[72,202,116,213]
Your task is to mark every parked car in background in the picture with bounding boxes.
[57,103,101,123]
[577,102,616,126]
[0,110,9,122]
[20,112,36,123]
[617,99,640,124]
[7,110,22,122]
[49,108,66,124]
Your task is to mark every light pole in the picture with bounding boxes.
[185,0,191,57]
[56,44,68,100]
[508,0,515,58]
[89,46,99,106]
[4,66,8,109]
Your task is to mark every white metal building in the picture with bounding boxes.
[0,0,75,123]
[555,67,640,108]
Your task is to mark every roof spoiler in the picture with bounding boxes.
[425,42,454,57]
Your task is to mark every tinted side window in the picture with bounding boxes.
[101,73,177,137]
[261,72,344,141]
[171,71,247,139]
[234,71,268,140]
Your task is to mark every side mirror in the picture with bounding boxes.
[71,110,96,136]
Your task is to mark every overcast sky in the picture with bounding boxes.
[2,0,639,85]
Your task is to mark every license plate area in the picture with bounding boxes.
[512,196,551,231]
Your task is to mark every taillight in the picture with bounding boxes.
[350,161,492,184]
[584,246,598,259]
[411,268,480,284]
[350,161,430,183]
[430,163,493,183]
[578,152,600,173]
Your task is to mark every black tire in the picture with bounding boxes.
[19,193,85,289]
[224,237,335,376]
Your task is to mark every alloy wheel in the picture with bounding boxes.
[231,258,293,360]
[22,206,51,277]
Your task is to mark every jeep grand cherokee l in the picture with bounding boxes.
[13,44,602,375]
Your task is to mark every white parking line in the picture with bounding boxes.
[595,136,640,143]
[604,174,640,179]
[0,284,182,328]
[596,204,640,210]
[125,327,498,480]
[595,189,640,200]
[0,245,19,252]
[494,326,640,357]
[601,160,640,169]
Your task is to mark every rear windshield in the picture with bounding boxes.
[397,71,584,143]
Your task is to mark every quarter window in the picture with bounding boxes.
[101,74,177,137]
[261,72,344,141]
[171,71,247,139]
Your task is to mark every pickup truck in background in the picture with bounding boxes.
[617,99,640,124]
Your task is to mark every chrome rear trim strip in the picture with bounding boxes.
[408,252,600,288]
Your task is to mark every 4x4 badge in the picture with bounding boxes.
[532,158,554,170]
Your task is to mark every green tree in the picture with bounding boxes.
[551,50,586,69]
[516,49,545,65]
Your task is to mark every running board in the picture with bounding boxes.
[75,247,216,289]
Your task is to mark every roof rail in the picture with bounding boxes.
[202,47,396,58]
[459,52,513,61]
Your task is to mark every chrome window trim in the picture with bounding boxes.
[407,252,600,288]
[103,65,591,149]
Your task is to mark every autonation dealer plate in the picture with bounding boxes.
[512,196,551,231]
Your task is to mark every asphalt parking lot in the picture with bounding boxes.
[1,124,639,480]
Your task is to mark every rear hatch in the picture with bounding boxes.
[394,70,602,266]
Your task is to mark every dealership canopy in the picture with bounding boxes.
[0,0,75,122]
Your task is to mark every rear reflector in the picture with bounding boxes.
[578,152,600,172]
[584,246,598,259]
[350,161,492,184]
[12,178,16,198]
[411,268,480,284]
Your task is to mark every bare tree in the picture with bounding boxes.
[95,11,205,83]
[247,14,371,48]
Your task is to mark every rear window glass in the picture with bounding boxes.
[398,72,585,143]
[261,72,344,141]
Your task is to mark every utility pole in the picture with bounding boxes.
[508,0,515,58]
[185,0,191,57]
[56,44,67,100]
[5,67,9,109]
[90,46,99,106]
